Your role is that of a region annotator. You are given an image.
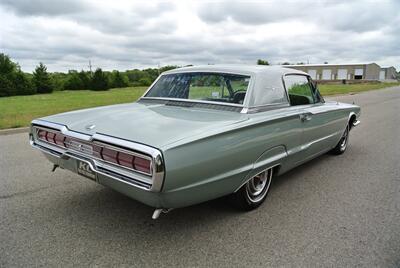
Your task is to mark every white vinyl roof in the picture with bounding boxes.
[163,64,306,76]
[160,65,310,108]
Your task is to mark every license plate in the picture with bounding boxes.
[77,160,96,181]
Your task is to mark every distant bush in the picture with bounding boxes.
[64,71,81,90]
[257,59,269,65]
[110,70,128,88]
[50,72,68,91]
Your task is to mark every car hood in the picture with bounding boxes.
[40,102,249,149]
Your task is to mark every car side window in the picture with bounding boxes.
[311,80,324,103]
[284,75,315,106]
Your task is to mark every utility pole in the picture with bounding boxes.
[157,62,160,75]
[88,60,92,75]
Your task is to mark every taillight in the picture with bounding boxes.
[46,132,56,143]
[104,148,152,175]
[117,152,134,168]
[37,129,47,140]
[101,147,118,164]
[134,157,151,174]
[35,127,153,175]
[37,128,66,148]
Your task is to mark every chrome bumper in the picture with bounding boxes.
[30,137,151,189]
[29,120,165,192]
[30,136,163,207]
[352,119,361,127]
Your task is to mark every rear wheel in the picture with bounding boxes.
[331,124,350,155]
[232,167,273,211]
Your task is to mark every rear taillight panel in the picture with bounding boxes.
[34,127,153,176]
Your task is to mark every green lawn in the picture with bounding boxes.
[0,87,147,129]
[0,82,399,130]
[318,82,400,96]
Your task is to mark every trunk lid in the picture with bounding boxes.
[41,102,248,148]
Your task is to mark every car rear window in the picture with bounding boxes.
[145,72,250,105]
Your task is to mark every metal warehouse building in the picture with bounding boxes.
[380,66,397,80]
[286,63,397,81]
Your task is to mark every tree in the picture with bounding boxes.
[0,53,18,75]
[33,62,53,93]
[50,72,68,91]
[110,70,128,88]
[14,71,35,95]
[159,65,178,73]
[282,62,291,65]
[0,53,35,97]
[90,68,109,91]
[0,75,14,97]
[78,70,90,89]
[64,71,83,90]
[138,77,152,86]
[257,59,269,65]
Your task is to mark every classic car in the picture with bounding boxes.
[29,65,360,219]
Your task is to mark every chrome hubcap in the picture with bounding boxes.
[246,168,273,203]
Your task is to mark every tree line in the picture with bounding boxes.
[0,53,177,97]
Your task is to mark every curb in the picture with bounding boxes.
[0,127,30,136]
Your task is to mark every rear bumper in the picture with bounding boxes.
[30,135,163,208]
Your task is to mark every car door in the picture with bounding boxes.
[284,74,339,162]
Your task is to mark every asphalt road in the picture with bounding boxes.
[1,87,399,267]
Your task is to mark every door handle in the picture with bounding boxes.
[300,113,312,122]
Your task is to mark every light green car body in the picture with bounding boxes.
[29,65,360,209]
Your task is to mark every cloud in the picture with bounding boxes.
[0,0,399,72]
[0,0,88,16]
[197,0,399,32]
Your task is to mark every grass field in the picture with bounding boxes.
[319,82,400,96]
[0,87,147,129]
[0,82,399,130]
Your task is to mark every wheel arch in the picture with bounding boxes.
[348,112,357,130]
[234,145,286,192]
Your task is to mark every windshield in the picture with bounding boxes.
[145,72,250,105]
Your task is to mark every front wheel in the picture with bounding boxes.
[330,124,350,155]
[232,167,273,211]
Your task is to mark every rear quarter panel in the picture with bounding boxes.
[158,109,303,208]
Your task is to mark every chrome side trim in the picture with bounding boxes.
[252,153,286,170]
[286,131,341,156]
[242,103,290,114]
[30,120,165,192]
[140,97,244,108]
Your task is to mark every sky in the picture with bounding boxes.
[0,0,399,73]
